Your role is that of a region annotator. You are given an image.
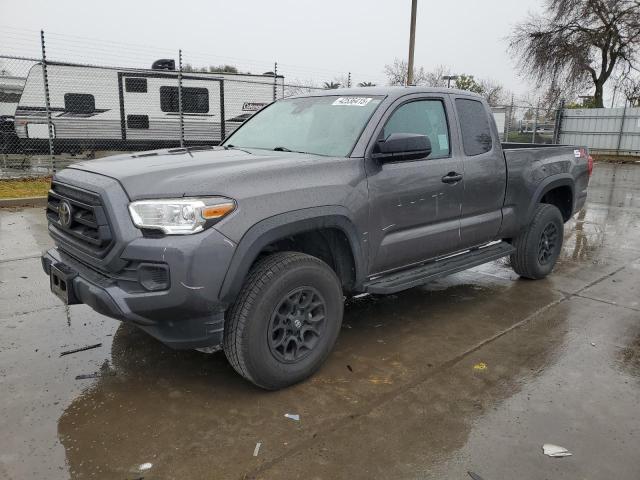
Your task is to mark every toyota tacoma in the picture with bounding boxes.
[41,87,592,389]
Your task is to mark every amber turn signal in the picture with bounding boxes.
[201,202,235,219]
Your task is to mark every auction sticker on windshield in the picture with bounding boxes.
[332,97,373,106]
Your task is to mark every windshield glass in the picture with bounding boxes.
[223,95,383,157]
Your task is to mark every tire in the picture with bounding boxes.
[223,252,343,390]
[510,203,564,280]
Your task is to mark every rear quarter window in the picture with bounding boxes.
[455,98,492,156]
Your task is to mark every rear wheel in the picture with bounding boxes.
[510,203,564,279]
[223,252,343,390]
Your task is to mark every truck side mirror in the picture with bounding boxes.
[373,133,432,162]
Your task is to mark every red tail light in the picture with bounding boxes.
[579,148,593,177]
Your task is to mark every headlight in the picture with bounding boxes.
[128,197,235,235]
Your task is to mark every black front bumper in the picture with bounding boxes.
[42,245,228,350]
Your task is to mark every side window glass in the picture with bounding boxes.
[125,78,147,93]
[64,93,95,114]
[160,86,209,113]
[455,98,492,156]
[383,100,450,159]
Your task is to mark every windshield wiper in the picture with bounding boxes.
[272,146,293,152]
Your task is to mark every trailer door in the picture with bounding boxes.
[119,73,223,148]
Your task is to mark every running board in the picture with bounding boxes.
[364,242,515,294]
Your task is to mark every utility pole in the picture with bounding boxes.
[406,0,417,86]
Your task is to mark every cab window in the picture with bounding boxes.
[382,99,450,159]
[455,98,492,156]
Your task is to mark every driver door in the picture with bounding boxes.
[365,95,464,274]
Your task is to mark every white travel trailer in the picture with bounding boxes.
[14,63,284,152]
[0,75,25,116]
[0,75,26,152]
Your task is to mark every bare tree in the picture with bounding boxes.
[478,78,507,106]
[423,65,452,87]
[384,58,427,86]
[620,74,640,105]
[284,79,321,98]
[509,0,640,108]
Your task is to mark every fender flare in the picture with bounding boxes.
[525,174,575,222]
[218,206,366,303]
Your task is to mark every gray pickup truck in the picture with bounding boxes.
[41,87,592,389]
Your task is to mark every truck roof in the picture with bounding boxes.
[295,86,483,100]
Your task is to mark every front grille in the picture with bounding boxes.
[47,182,113,257]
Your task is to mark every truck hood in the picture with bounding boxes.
[69,147,339,200]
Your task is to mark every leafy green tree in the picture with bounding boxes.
[454,74,484,94]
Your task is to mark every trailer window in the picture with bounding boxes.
[455,98,492,156]
[125,77,147,93]
[0,92,22,103]
[64,93,95,114]
[127,114,149,129]
[160,86,209,113]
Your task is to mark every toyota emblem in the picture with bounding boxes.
[58,200,73,228]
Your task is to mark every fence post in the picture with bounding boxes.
[615,102,627,155]
[505,94,514,142]
[40,30,55,173]
[347,72,351,88]
[273,62,278,101]
[178,49,184,148]
[531,100,540,144]
[553,99,565,145]
[220,80,225,143]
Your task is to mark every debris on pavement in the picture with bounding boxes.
[591,342,597,347]
[468,471,486,480]
[75,371,116,380]
[542,443,572,457]
[284,413,300,421]
[138,462,153,471]
[59,343,102,357]
[347,365,353,372]
[473,362,487,371]
[253,442,262,457]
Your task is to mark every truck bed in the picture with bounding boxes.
[499,142,590,237]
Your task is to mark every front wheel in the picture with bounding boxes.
[510,203,564,280]
[223,252,343,390]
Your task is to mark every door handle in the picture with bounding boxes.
[441,172,463,184]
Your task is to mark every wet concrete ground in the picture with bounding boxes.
[1,162,639,480]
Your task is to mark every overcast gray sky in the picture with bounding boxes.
[1,0,543,96]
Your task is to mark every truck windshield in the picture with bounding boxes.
[223,95,383,157]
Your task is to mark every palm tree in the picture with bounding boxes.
[357,81,376,87]
[323,81,341,89]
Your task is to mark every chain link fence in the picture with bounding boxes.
[0,46,326,179]
[492,103,561,144]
